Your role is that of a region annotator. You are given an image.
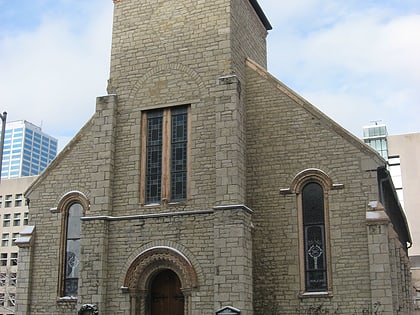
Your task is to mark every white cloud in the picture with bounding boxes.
[0,1,113,151]
[260,0,420,136]
[1,0,419,153]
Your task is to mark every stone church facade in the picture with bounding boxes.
[15,0,412,314]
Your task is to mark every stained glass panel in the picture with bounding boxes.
[302,182,327,291]
[171,107,188,201]
[64,203,82,296]
[146,111,163,204]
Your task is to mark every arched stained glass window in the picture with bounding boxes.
[302,182,327,291]
[63,203,83,296]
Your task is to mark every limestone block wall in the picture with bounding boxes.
[108,0,230,213]
[367,206,413,314]
[14,226,35,315]
[17,0,269,312]
[230,0,268,83]
[16,95,117,314]
[76,206,252,314]
[107,0,268,214]
[368,221,394,314]
[96,212,214,314]
[245,60,388,313]
[213,206,253,314]
[16,0,412,314]
[215,75,246,206]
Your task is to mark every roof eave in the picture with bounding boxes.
[249,0,272,30]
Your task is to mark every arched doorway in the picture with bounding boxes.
[150,269,184,315]
[123,246,198,315]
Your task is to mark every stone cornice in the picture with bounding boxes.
[81,209,213,221]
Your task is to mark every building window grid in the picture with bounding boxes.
[2,215,10,228]
[10,253,18,266]
[1,124,57,179]
[0,273,6,286]
[14,194,23,207]
[1,234,8,247]
[4,196,12,208]
[23,212,29,225]
[8,293,15,307]
[13,214,21,227]
[415,290,420,309]
[11,233,19,246]
[0,254,7,266]
[9,273,17,287]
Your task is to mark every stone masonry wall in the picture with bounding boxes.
[230,0,268,83]
[18,1,269,314]
[245,61,386,314]
[107,0,268,213]
[16,95,117,314]
[17,1,411,314]
[103,212,215,314]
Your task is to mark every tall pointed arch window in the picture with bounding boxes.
[282,169,340,295]
[56,191,89,298]
[63,203,83,296]
[302,182,327,291]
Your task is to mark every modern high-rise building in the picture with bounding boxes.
[388,133,420,313]
[363,124,404,204]
[363,124,420,312]
[362,123,389,159]
[0,176,36,314]
[1,121,58,180]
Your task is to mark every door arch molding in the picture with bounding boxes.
[123,246,198,315]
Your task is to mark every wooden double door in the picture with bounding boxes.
[150,269,184,315]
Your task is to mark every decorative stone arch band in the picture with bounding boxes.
[51,190,90,214]
[280,168,343,296]
[280,168,344,195]
[124,246,198,290]
[126,63,208,108]
[122,246,199,315]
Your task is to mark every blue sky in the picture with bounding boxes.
[1,0,419,151]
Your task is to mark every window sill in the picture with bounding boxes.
[299,291,333,299]
[144,203,161,207]
[57,296,77,303]
[143,201,187,207]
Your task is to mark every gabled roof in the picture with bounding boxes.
[24,116,95,197]
[246,58,412,248]
[249,0,272,30]
[245,58,386,163]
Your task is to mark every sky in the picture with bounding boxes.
[0,0,419,152]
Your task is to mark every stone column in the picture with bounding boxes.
[78,94,117,312]
[367,201,394,315]
[213,205,253,315]
[212,73,252,314]
[214,74,246,206]
[14,226,35,315]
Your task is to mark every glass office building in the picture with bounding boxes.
[362,124,388,160]
[1,121,58,179]
[362,123,404,206]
